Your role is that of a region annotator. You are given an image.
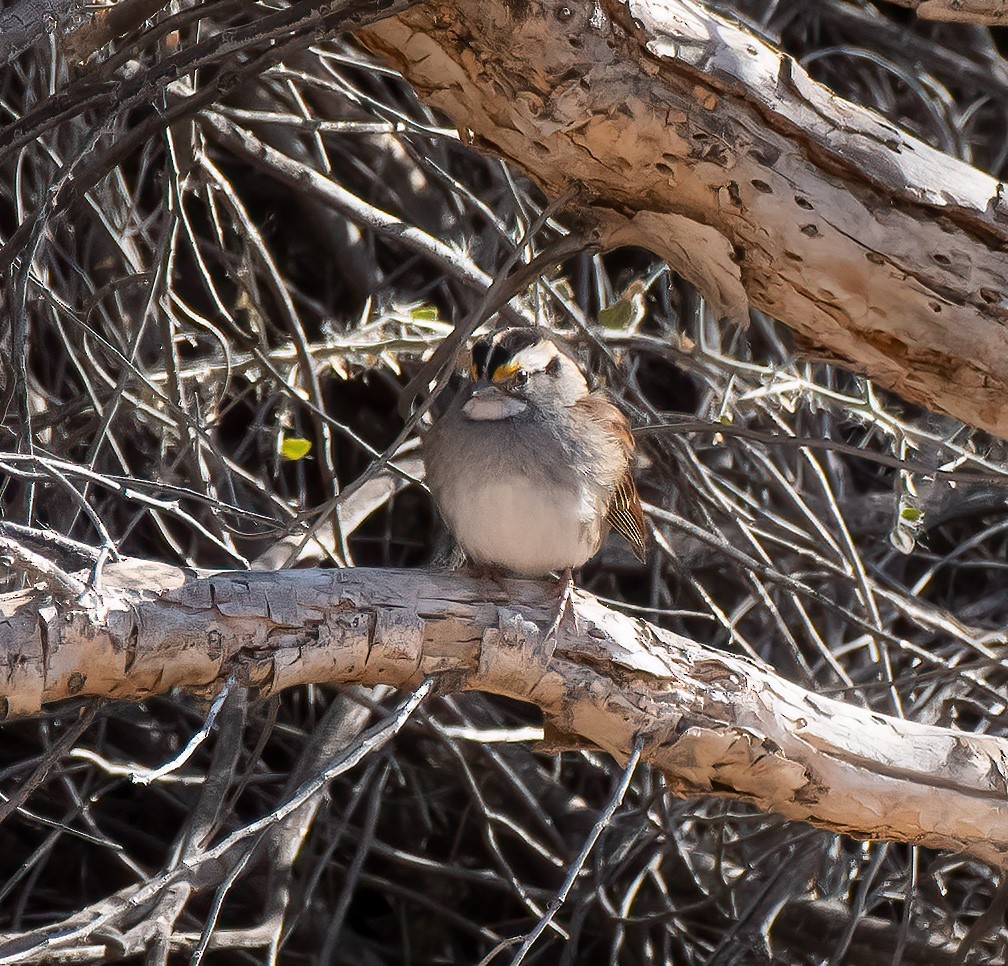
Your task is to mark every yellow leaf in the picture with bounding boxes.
[280,437,312,461]
[411,304,440,322]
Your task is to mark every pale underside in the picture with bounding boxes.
[435,470,602,576]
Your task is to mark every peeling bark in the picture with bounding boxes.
[887,0,1008,23]
[3,560,1007,867]
[358,0,1008,437]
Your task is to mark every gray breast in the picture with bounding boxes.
[425,407,607,576]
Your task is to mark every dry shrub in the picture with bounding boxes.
[0,1,1006,962]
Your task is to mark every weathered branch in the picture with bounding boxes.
[358,0,1008,438]
[3,560,1006,867]
[887,0,1008,23]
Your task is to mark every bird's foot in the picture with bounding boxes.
[543,569,577,642]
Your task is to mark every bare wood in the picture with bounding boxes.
[887,0,1008,23]
[3,560,1006,867]
[358,0,1008,438]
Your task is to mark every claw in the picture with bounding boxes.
[543,568,577,642]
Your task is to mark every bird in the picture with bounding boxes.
[422,327,647,589]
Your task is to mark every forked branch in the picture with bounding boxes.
[359,0,1008,438]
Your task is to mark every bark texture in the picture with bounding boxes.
[0,0,78,66]
[358,0,1008,437]
[3,560,1007,867]
[887,0,1008,23]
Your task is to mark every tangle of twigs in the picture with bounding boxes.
[0,0,1007,962]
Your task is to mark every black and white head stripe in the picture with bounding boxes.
[470,333,494,380]
[471,328,553,381]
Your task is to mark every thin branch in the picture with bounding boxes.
[506,734,644,966]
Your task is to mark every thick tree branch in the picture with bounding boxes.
[358,0,1008,437]
[887,0,1008,24]
[2,560,1006,867]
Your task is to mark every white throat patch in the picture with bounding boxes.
[462,393,528,421]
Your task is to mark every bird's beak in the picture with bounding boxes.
[469,382,505,400]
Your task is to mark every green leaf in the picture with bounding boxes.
[899,506,922,523]
[280,437,312,461]
[598,293,646,330]
[411,304,440,322]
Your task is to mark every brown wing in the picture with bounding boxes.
[577,392,648,561]
[608,469,647,561]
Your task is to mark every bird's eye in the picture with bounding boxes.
[514,370,528,386]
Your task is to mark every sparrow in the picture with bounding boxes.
[422,327,646,580]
